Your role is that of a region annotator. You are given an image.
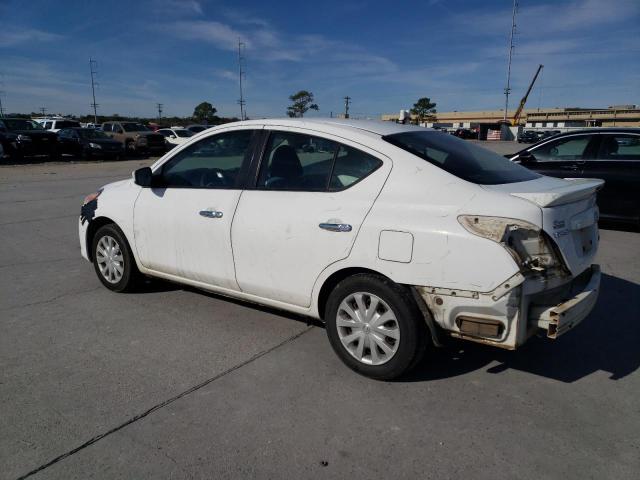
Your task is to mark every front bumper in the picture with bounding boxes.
[529,265,600,339]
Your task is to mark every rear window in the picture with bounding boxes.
[383,131,540,185]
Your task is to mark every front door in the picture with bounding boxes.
[527,134,598,177]
[133,128,259,289]
[231,129,391,307]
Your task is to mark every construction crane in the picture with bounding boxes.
[511,64,543,126]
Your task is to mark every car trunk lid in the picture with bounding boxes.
[482,177,603,275]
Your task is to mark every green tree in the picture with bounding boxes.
[410,97,437,124]
[193,102,217,123]
[286,90,319,118]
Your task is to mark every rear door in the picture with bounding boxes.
[231,128,391,307]
[581,133,640,222]
[526,134,598,178]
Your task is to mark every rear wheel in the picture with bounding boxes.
[91,224,142,292]
[325,274,428,380]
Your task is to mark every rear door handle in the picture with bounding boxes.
[319,223,352,232]
[199,210,223,219]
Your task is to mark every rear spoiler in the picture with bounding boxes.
[508,178,604,207]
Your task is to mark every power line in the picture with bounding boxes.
[237,40,246,121]
[503,0,518,122]
[343,96,351,119]
[157,103,163,120]
[89,58,99,124]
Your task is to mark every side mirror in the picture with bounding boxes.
[170,135,176,139]
[518,151,536,163]
[134,167,153,187]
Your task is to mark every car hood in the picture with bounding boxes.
[84,138,122,145]
[11,130,56,137]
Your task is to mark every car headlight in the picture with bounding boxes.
[16,134,32,142]
[82,188,103,205]
[89,142,102,149]
[458,215,562,272]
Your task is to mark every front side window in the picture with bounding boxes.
[122,123,149,132]
[56,121,81,129]
[158,130,171,137]
[175,129,193,138]
[160,130,255,188]
[598,134,640,160]
[532,135,592,161]
[102,124,112,133]
[384,131,539,185]
[45,122,53,129]
[3,119,43,131]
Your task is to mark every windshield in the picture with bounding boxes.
[56,121,80,129]
[122,123,149,132]
[383,131,541,185]
[3,119,44,131]
[175,130,194,138]
[78,129,109,139]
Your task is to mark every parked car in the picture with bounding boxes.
[101,121,165,156]
[186,124,209,133]
[452,128,477,139]
[58,127,125,159]
[517,130,541,143]
[34,118,82,132]
[157,127,194,147]
[509,128,640,226]
[0,118,59,161]
[79,119,601,379]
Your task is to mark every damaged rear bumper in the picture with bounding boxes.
[529,265,600,339]
[415,264,600,349]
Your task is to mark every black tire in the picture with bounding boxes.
[91,223,142,292]
[325,274,428,380]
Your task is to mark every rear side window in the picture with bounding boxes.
[257,131,382,191]
[330,145,382,191]
[383,131,539,185]
[56,121,81,129]
[598,135,640,160]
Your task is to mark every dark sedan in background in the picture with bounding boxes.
[510,128,640,226]
[0,118,59,161]
[58,128,124,160]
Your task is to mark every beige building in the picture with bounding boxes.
[381,105,640,128]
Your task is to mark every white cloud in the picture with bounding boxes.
[168,21,249,50]
[0,28,62,47]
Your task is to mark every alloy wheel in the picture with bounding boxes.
[95,235,124,284]
[336,292,400,365]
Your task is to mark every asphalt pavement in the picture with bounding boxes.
[1,154,639,480]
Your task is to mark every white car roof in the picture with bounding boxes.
[234,118,432,137]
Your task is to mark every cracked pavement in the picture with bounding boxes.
[1,156,639,479]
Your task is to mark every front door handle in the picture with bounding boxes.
[199,210,223,219]
[319,223,352,232]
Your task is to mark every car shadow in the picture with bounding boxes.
[403,273,640,383]
[598,219,640,233]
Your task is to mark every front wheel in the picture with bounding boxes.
[91,224,142,292]
[325,274,428,380]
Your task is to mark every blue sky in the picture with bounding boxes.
[0,0,638,118]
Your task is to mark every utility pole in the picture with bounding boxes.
[503,0,518,122]
[343,96,351,119]
[157,103,163,120]
[39,107,47,116]
[0,73,5,117]
[237,39,246,120]
[89,58,99,124]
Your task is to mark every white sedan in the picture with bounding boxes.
[157,127,194,147]
[79,119,601,379]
